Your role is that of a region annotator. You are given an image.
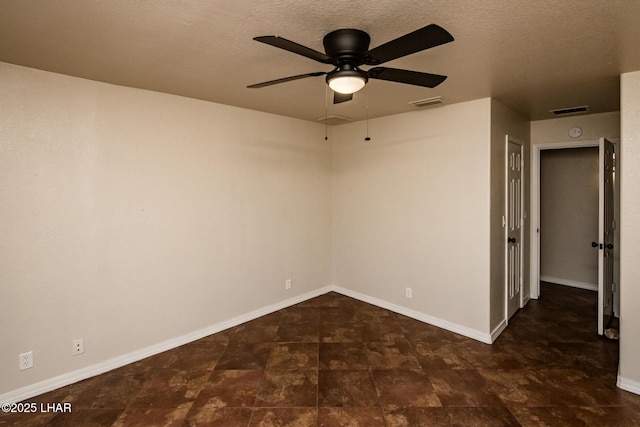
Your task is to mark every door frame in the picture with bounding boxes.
[598,137,616,334]
[529,138,619,300]
[505,135,525,321]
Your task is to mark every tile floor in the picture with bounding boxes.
[2,283,640,426]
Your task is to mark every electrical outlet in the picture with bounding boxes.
[19,351,33,370]
[405,287,413,298]
[72,339,84,355]
[285,279,292,290]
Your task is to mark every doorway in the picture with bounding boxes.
[539,147,599,291]
[530,139,619,335]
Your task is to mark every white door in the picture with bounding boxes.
[597,137,615,335]
[507,138,523,319]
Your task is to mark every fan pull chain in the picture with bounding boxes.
[365,89,371,141]
[324,85,329,140]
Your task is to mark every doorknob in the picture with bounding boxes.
[508,237,516,243]
[606,243,614,250]
[591,242,599,248]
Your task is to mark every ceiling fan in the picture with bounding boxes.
[248,24,454,104]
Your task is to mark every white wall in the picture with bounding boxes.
[332,99,493,338]
[531,112,620,143]
[0,62,332,396]
[619,70,640,393]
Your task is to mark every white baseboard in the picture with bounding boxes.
[491,293,534,344]
[618,375,640,396]
[331,286,493,344]
[0,286,332,405]
[490,319,508,343]
[540,276,598,292]
[2,284,500,404]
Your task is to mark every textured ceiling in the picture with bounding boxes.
[1,0,640,123]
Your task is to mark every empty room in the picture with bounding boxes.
[2,1,640,426]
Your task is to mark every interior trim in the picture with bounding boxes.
[540,276,598,292]
[618,375,640,395]
[331,286,493,344]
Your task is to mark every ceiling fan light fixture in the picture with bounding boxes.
[328,75,366,94]
[326,65,368,94]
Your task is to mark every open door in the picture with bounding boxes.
[506,137,524,319]
[597,137,615,335]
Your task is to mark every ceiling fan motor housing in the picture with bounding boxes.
[323,29,371,59]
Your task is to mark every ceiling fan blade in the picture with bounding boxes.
[365,24,454,65]
[368,67,447,88]
[247,72,327,88]
[254,36,334,64]
[333,92,353,104]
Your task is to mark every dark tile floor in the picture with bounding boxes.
[3,283,640,426]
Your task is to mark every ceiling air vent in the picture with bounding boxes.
[549,105,590,116]
[317,115,352,125]
[409,96,445,108]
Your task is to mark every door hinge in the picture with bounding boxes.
[612,282,616,293]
